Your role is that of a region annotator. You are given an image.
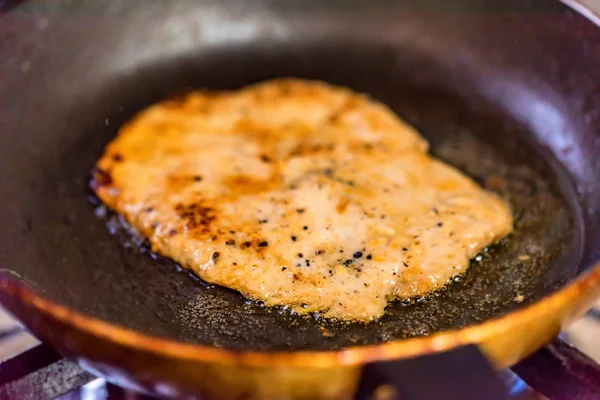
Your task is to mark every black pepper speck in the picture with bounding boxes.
[366,254,372,260]
[353,251,363,259]
[291,236,297,242]
[343,259,354,266]
[298,253,304,258]
[258,241,268,247]
[303,226,308,230]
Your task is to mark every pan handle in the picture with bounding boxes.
[354,344,509,400]
[511,337,600,400]
[355,337,600,400]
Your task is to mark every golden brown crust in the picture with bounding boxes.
[93,78,512,321]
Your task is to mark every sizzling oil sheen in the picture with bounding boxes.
[93,78,513,321]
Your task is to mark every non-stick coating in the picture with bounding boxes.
[1,0,600,351]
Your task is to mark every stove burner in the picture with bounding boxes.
[0,341,546,400]
[54,373,547,400]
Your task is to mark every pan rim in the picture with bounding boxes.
[562,0,600,25]
[1,263,599,368]
[1,0,600,370]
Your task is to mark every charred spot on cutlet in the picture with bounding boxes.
[174,202,215,232]
[90,168,113,190]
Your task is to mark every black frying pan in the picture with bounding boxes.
[1,0,600,399]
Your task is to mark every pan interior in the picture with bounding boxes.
[0,2,585,351]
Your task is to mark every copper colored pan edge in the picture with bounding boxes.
[0,261,599,370]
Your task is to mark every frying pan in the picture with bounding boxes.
[1,0,600,398]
